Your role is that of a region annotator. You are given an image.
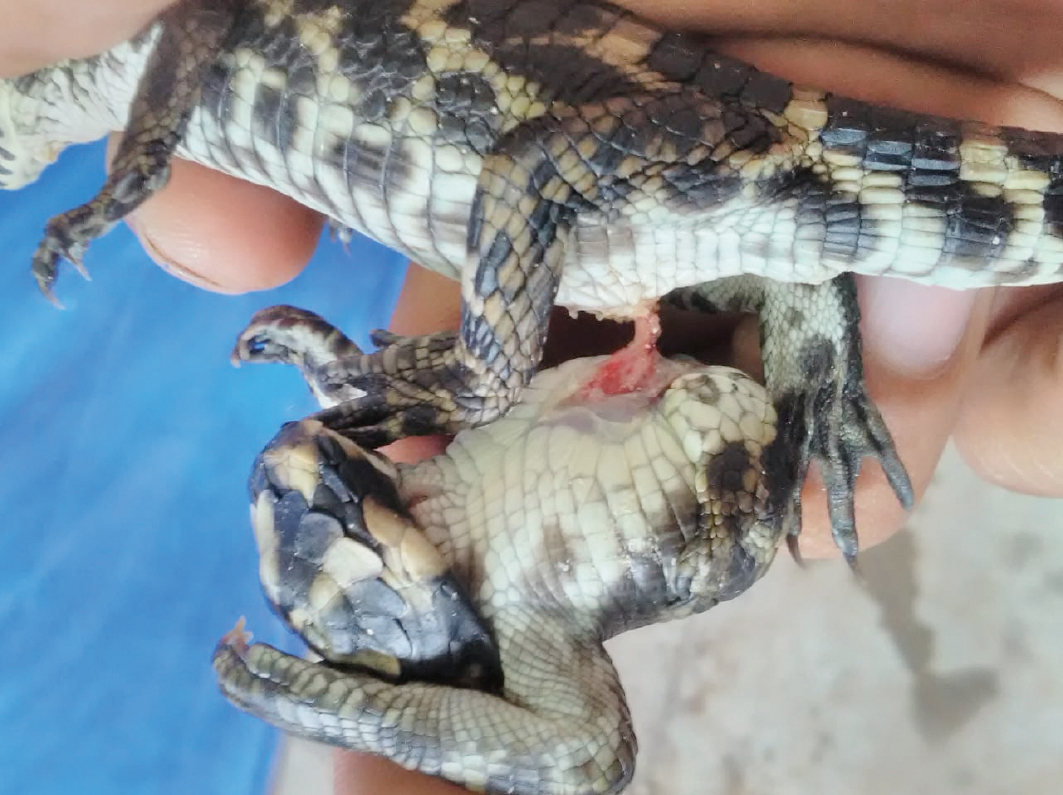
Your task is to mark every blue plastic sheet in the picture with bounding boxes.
[0,141,408,795]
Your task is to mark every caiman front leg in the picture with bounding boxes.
[28,0,242,302]
[667,274,915,564]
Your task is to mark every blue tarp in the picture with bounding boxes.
[0,141,408,795]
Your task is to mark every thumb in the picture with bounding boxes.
[106,135,323,293]
[954,286,1063,496]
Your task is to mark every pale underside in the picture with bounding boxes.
[395,354,777,627]
[4,31,1063,323]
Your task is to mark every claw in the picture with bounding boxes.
[220,617,253,655]
[327,221,354,250]
[785,533,805,567]
[800,378,914,561]
[369,328,403,347]
[71,257,91,281]
[32,253,57,299]
[844,553,865,584]
[33,269,64,309]
[230,333,276,365]
[820,461,859,561]
[31,230,89,304]
[881,454,915,511]
[38,285,63,309]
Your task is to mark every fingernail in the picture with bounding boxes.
[858,275,979,378]
[126,215,224,291]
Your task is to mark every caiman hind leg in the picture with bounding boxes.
[215,609,635,795]
[666,275,915,565]
[30,0,242,302]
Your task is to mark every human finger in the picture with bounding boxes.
[953,285,1063,496]
[334,751,468,795]
[107,137,324,293]
[617,0,1063,100]
[0,0,175,77]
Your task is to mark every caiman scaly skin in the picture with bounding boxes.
[5,3,1063,782]
[216,306,781,795]
[2,0,1063,790]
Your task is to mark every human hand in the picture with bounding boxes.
[6,2,1063,791]
[0,0,171,77]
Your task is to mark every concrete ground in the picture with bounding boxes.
[271,442,1063,795]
